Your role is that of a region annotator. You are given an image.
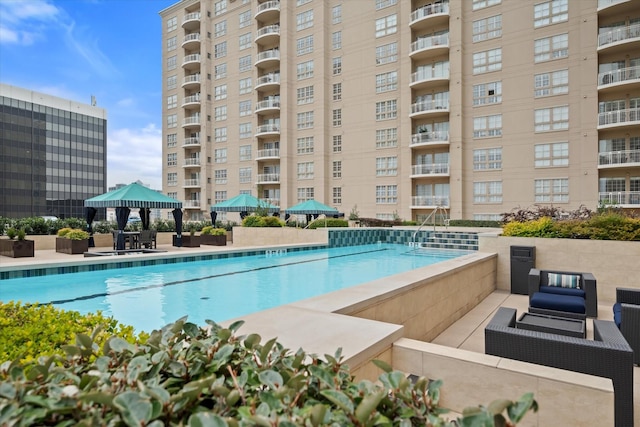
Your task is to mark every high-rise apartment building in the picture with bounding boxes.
[160,0,640,223]
[0,83,108,219]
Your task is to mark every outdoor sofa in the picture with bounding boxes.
[528,268,598,319]
[613,287,640,365]
[485,307,633,427]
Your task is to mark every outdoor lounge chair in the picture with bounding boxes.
[528,269,598,319]
[139,230,157,249]
[613,287,640,365]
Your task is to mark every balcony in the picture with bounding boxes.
[182,115,200,128]
[410,34,449,59]
[183,158,201,168]
[411,163,450,177]
[597,65,640,92]
[255,0,280,21]
[410,69,450,89]
[256,148,280,160]
[255,25,280,45]
[263,198,280,208]
[255,124,280,137]
[183,179,201,188]
[597,107,640,129]
[597,0,636,15]
[255,73,280,90]
[410,131,450,148]
[411,196,450,208]
[255,98,280,113]
[181,93,201,109]
[256,173,280,184]
[598,149,640,168]
[182,53,201,70]
[597,22,640,54]
[182,12,200,30]
[182,32,200,49]
[182,137,200,148]
[599,191,640,207]
[410,1,449,30]
[410,99,449,118]
[183,200,201,208]
[255,49,280,68]
[182,73,201,89]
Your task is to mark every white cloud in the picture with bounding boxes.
[0,0,60,45]
[107,124,162,190]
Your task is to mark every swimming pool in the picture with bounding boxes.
[1,244,469,333]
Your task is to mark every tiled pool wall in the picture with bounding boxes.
[328,228,429,247]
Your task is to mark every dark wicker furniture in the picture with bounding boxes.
[516,312,585,338]
[485,307,633,427]
[614,287,640,366]
[528,269,598,318]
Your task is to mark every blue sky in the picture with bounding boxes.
[0,0,177,190]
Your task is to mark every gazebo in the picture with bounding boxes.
[210,194,279,222]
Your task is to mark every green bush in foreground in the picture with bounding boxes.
[502,213,640,240]
[0,317,537,426]
[242,215,284,227]
[307,218,348,229]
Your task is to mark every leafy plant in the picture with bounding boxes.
[349,205,360,220]
[6,227,17,240]
[57,228,89,240]
[16,229,26,241]
[242,215,284,227]
[56,227,73,237]
[307,218,349,229]
[201,226,227,235]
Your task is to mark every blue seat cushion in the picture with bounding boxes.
[539,285,586,299]
[613,302,622,328]
[530,292,586,314]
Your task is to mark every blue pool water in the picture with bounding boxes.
[1,244,468,333]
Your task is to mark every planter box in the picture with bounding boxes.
[173,234,200,247]
[200,234,227,246]
[55,237,89,255]
[0,239,35,258]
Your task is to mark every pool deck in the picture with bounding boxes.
[1,243,638,426]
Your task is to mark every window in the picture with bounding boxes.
[167,95,177,109]
[473,181,502,203]
[239,100,251,117]
[215,63,227,79]
[534,33,568,62]
[239,145,251,161]
[473,114,502,137]
[535,142,569,166]
[535,178,569,202]
[534,69,568,97]
[167,55,177,70]
[239,33,251,50]
[167,133,177,147]
[332,5,342,24]
[239,10,251,28]
[297,187,314,202]
[215,105,227,121]
[376,0,397,10]
[297,111,314,129]
[376,71,398,93]
[214,21,226,37]
[473,148,502,170]
[472,0,501,10]
[296,10,314,31]
[376,128,398,148]
[473,48,502,74]
[376,14,397,38]
[376,100,398,120]
[239,123,252,139]
[332,187,342,204]
[214,0,227,15]
[167,36,177,51]
[214,148,227,163]
[297,86,314,104]
[167,153,177,167]
[167,172,177,186]
[473,15,502,42]
[534,0,568,28]
[333,135,342,152]
[332,57,342,75]
[376,156,398,176]
[239,167,252,183]
[473,81,502,105]
[376,42,398,65]
[214,191,227,204]
[214,84,227,100]
[376,185,398,204]
[535,106,569,131]
[167,75,177,89]
[297,60,314,79]
[297,0,312,5]
[332,31,342,50]
[297,162,314,180]
[297,137,314,154]
[239,77,252,94]
[333,161,342,178]
[215,127,227,142]
[330,109,341,127]
[167,114,177,128]
[215,169,227,184]
[166,16,177,32]
[333,83,342,101]
[215,41,227,58]
[296,35,314,55]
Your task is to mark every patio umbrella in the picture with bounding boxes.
[285,200,339,216]
[172,208,183,247]
[210,194,279,213]
[84,207,97,248]
[210,211,217,226]
[115,207,130,250]
[85,182,183,209]
[139,207,150,230]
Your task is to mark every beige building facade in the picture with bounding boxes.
[160,0,640,222]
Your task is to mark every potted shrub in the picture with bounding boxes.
[55,228,90,254]
[199,226,227,246]
[0,228,35,258]
[174,227,200,247]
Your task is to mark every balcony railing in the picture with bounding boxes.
[256,25,280,39]
[256,148,280,158]
[183,94,201,105]
[598,0,628,8]
[411,163,450,175]
[598,22,640,47]
[598,107,640,127]
[256,173,280,183]
[184,200,201,208]
[411,1,449,23]
[182,33,200,45]
[182,74,201,86]
[256,0,280,17]
[599,191,640,206]
[411,131,449,146]
[411,196,450,207]
[256,49,280,62]
[256,73,280,87]
[183,115,200,126]
[255,99,280,111]
[183,158,201,167]
[256,124,280,134]
[183,12,200,25]
[411,69,449,84]
[598,149,640,166]
[410,33,449,54]
[183,179,200,187]
[182,54,200,66]
[598,65,640,86]
[263,198,280,207]
[411,99,449,114]
[182,137,200,146]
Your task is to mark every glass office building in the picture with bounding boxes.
[0,83,107,219]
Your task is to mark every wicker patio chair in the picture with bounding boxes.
[614,287,640,365]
